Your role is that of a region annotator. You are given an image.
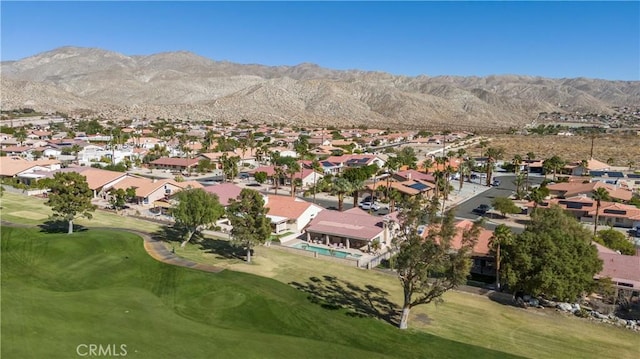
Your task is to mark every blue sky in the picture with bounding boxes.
[2,1,639,80]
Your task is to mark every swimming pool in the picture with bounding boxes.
[292,243,362,259]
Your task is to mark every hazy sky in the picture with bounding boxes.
[2,1,639,80]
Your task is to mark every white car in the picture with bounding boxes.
[359,201,381,211]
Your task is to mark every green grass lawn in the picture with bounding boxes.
[2,192,639,358]
[1,227,515,359]
[0,192,162,233]
[167,237,640,359]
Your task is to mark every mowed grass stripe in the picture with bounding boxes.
[1,227,516,359]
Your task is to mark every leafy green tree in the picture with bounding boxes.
[595,229,636,255]
[491,197,521,218]
[489,224,514,290]
[501,205,603,301]
[109,188,135,212]
[254,171,267,184]
[528,187,547,209]
[227,189,271,263]
[342,165,376,206]
[173,189,224,248]
[394,197,480,329]
[45,172,96,234]
[592,187,611,236]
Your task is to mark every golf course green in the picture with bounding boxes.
[1,226,518,358]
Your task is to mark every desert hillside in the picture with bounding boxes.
[2,47,639,128]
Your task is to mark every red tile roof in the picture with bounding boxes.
[305,208,384,241]
[595,246,640,289]
[265,195,321,220]
[150,157,199,167]
[202,183,243,206]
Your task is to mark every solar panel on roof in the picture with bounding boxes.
[590,171,605,177]
[607,172,624,178]
[627,174,640,178]
[408,183,429,191]
[604,209,626,215]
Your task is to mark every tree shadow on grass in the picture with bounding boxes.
[150,225,184,244]
[38,219,87,234]
[289,275,400,326]
[488,291,519,307]
[150,225,246,260]
[197,237,245,260]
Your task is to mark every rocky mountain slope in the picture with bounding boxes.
[2,46,638,129]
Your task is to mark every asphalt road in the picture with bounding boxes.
[454,173,545,233]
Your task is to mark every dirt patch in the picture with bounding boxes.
[486,134,640,167]
[414,313,432,325]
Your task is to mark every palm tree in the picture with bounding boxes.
[528,187,546,210]
[387,187,402,212]
[542,155,564,181]
[351,179,365,208]
[512,154,523,175]
[273,165,285,195]
[513,173,526,200]
[484,147,504,186]
[421,157,434,174]
[464,157,476,182]
[478,140,489,157]
[489,224,514,291]
[311,159,323,203]
[592,187,611,236]
[580,159,589,176]
[14,127,27,145]
[443,164,456,200]
[456,148,467,190]
[331,177,354,212]
[284,161,301,197]
[383,157,400,198]
[525,152,535,190]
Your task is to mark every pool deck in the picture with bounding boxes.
[284,237,376,262]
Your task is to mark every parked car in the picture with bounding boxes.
[361,195,379,203]
[472,204,492,215]
[492,179,501,187]
[359,201,381,211]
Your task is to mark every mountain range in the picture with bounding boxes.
[2,46,639,129]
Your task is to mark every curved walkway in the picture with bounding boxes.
[1,221,224,274]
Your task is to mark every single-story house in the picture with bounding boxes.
[546,181,633,202]
[150,157,199,172]
[111,177,189,206]
[264,195,323,233]
[527,196,640,229]
[594,243,640,290]
[0,157,61,179]
[304,208,396,251]
[202,183,244,206]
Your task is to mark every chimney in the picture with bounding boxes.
[407,172,412,180]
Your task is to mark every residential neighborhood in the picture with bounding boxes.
[2,119,639,300]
